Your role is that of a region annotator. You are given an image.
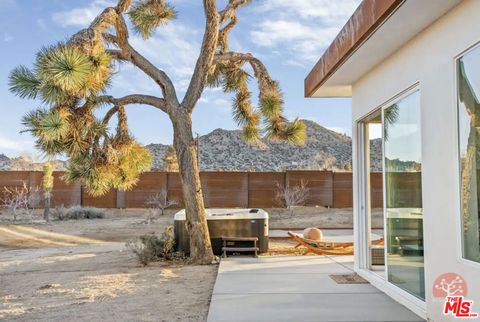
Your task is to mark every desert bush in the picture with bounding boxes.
[126,226,176,266]
[1,183,41,221]
[275,180,310,211]
[144,190,178,223]
[53,206,105,220]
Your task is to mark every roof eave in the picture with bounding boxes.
[304,0,405,98]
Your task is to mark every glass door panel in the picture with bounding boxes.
[383,90,425,300]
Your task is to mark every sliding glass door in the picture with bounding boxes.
[383,90,425,300]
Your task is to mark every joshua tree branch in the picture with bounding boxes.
[116,0,132,13]
[104,34,178,105]
[217,15,237,53]
[102,106,120,126]
[182,0,220,112]
[96,94,167,113]
[214,51,273,91]
[105,49,127,61]
[219,0,250,23]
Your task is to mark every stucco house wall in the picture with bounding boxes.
[351,0,480,320]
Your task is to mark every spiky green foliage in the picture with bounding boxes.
[233,88,261,142]
[128,0,176,39]
[206,63,227,88]
[280,118,307,144]
[223,65,250,93]
[265,117,307,144]
[10,33,151,197]
[22,109,69,143]
[208,61,306,145]
[259,86,283,119]
[10,42,112,106]
[64,140,152,196]
[39,46,93,93]
[9,66,41,99]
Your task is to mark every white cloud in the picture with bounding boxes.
[256,0,360,21]
[128,23,201,93]
[52,0,116,28]
[250,0,361,66]
[251,20,339,62]
[0,136,35,152]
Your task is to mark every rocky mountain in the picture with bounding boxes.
[0,154,67,171]
[0,154,10,170]
[148,120,382,171]
[0,120,383,172]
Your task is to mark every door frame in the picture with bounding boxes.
[354,84,427,318]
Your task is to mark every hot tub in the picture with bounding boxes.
[174,208,269,255]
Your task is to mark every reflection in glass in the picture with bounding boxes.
[384,91,425,300]
[362,111,385,272]
[458,45,480,264]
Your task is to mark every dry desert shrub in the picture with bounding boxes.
[275,180,310,210]
[126,226,177,266]
[144,189,178,223]
[53,206,105,220]
[1,183,41,221]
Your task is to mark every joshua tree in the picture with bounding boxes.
[42,162,54,221]
[9,0,306,263]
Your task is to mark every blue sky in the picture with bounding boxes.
[0,0,360,157]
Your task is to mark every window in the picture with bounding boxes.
[383,90,424,300]
[458,45,480,264]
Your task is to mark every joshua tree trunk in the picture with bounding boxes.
[171,110,214,264]
[44,193,50,222]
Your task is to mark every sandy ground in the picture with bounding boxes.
[0,207,371,322]
[267,207,383,229]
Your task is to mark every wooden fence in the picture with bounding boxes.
[0,171,385,209]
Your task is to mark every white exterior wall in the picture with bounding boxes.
[351,0,480,320]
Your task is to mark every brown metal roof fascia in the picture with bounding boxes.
[304,0,405,97]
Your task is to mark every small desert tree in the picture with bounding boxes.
[9,0,306,263]
[42,162,54,221]
[1,183,40,221]
[275,180,310,214]
[146,189,178,218]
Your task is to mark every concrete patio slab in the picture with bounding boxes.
[207,256,425,322]
[218,256,353,274]
[213,273,380,294]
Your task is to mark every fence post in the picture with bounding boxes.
[116,190,126,209]
[247,172,250,208]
